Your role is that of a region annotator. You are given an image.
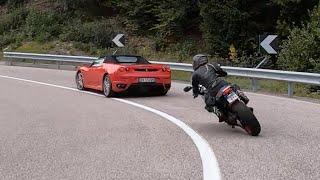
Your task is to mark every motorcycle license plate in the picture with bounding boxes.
[226,92,238,103]
[139,78,156,83]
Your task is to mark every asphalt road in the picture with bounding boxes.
[0,65,320,180]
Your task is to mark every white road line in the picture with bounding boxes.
[0,75,221,180]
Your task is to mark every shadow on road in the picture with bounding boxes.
[81,88,171,99]
[196,122,251,137]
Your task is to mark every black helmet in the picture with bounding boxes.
[193,54,208,70]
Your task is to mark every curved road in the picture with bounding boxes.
[0,65,319,180]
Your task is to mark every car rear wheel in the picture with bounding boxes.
[103,75,114,97]
[156,89,168,96]
[76,72,85,90]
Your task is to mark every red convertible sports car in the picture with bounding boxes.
[75,55,171,97]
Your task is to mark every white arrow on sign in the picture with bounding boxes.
[112,34,125,47]
[260,35,278,54]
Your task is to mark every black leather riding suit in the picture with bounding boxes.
[192,62,228,98]
[192,63,249,117]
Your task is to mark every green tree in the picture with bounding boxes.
[274,0,319,37]
[116,0,159,34]
[152,0,199,41]
[199,0,248,56]
[278,5,320,73]
[6,0,25,8]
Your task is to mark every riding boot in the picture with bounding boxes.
[218,113,227,122]
[211,106,226,122]
[205,105,214,113]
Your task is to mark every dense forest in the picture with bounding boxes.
[0,0,319,72]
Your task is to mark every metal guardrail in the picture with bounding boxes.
[4,52,97,63]
[3,51,320,97]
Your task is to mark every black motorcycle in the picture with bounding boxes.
[184,85,261,136]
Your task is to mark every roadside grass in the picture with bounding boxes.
[14,42,54,53]
[14,41,85,55]
[171,70,192,82]
[171,70,320,100]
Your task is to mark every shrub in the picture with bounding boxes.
[0,33,15,47]
[167,39,199,62]
[0,7,28,35]
[62,18,123,48]
[278,5,320,73]
[24,9,63,42]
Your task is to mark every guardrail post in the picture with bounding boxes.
[288,82,294,98]
[4,57,12,66]
[57,61,60,69]
[251,78,259,92]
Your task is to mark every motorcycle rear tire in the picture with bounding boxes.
[231,101,261,136]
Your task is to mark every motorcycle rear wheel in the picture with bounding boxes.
[231,101,261,136]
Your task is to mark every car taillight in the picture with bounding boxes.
[119,67,125,72]
[119,67,130,72]
[162,66,171,72]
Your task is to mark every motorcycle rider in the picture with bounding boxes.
[191,54,250,122]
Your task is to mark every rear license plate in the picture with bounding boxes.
[139,78,156,83]
[226,92,239,103]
